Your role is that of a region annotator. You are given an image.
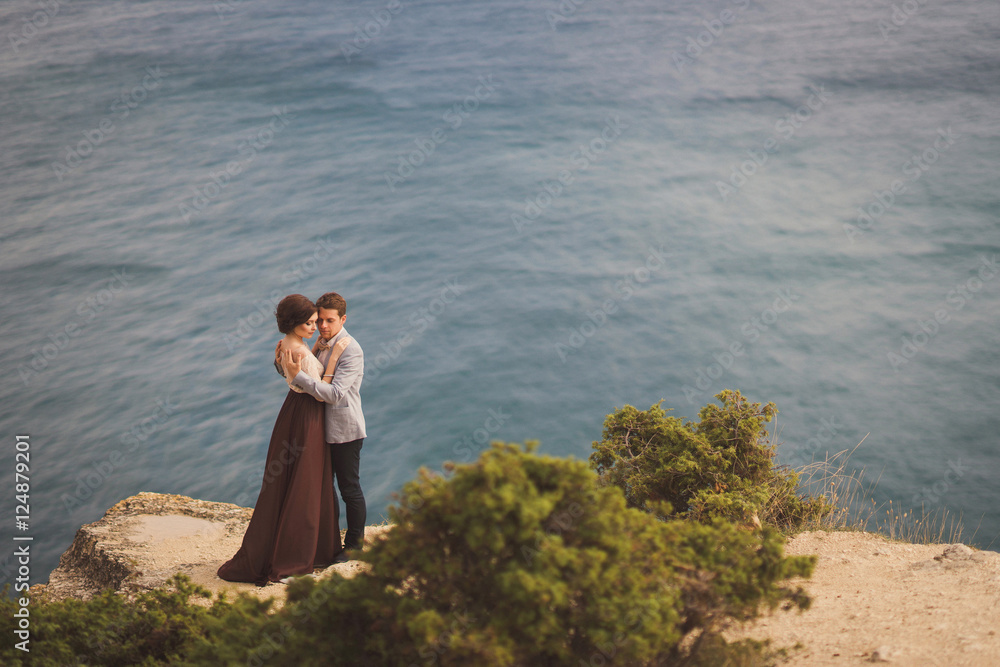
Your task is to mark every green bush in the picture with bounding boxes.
[590,390,832,530]
[0,574,273,666]
[249,442,814,666]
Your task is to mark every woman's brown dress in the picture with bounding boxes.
[218,351,341,585]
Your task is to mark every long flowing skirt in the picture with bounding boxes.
[218,390,342,584]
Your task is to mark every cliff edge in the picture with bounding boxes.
[31,493,1000,664]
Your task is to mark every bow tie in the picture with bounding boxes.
[316,338,332,351]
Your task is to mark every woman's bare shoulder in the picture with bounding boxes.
[277,340,313,357]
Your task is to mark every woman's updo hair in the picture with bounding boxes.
[275,294,317,334]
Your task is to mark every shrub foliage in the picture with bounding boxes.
[0,574,273,666]
[590,389,832,529]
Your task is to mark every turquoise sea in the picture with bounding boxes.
[1,0,999,587]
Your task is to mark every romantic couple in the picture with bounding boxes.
[217,291,367,586]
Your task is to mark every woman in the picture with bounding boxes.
[217,294,350,586]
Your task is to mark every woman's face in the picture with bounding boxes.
[293,311,318,339]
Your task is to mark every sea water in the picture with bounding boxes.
[1,0,998,585]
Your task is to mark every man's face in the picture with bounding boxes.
[317,307,346,340]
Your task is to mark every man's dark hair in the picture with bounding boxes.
[316,292,346,317]
[275,294,317,334]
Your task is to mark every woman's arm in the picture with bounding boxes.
[274,341,285,377]
[321,337,352,383]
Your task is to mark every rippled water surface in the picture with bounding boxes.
[2,0,999,584]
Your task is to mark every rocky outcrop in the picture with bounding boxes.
[34,492,387,606]
[33,492,255,603]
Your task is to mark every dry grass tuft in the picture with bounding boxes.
[791,434,968,545]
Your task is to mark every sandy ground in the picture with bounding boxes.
[731,531,1000,665]
[114,515,393,611]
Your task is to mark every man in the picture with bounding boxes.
[280,292,367,561]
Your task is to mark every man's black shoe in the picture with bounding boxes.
[332,551,350,564]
